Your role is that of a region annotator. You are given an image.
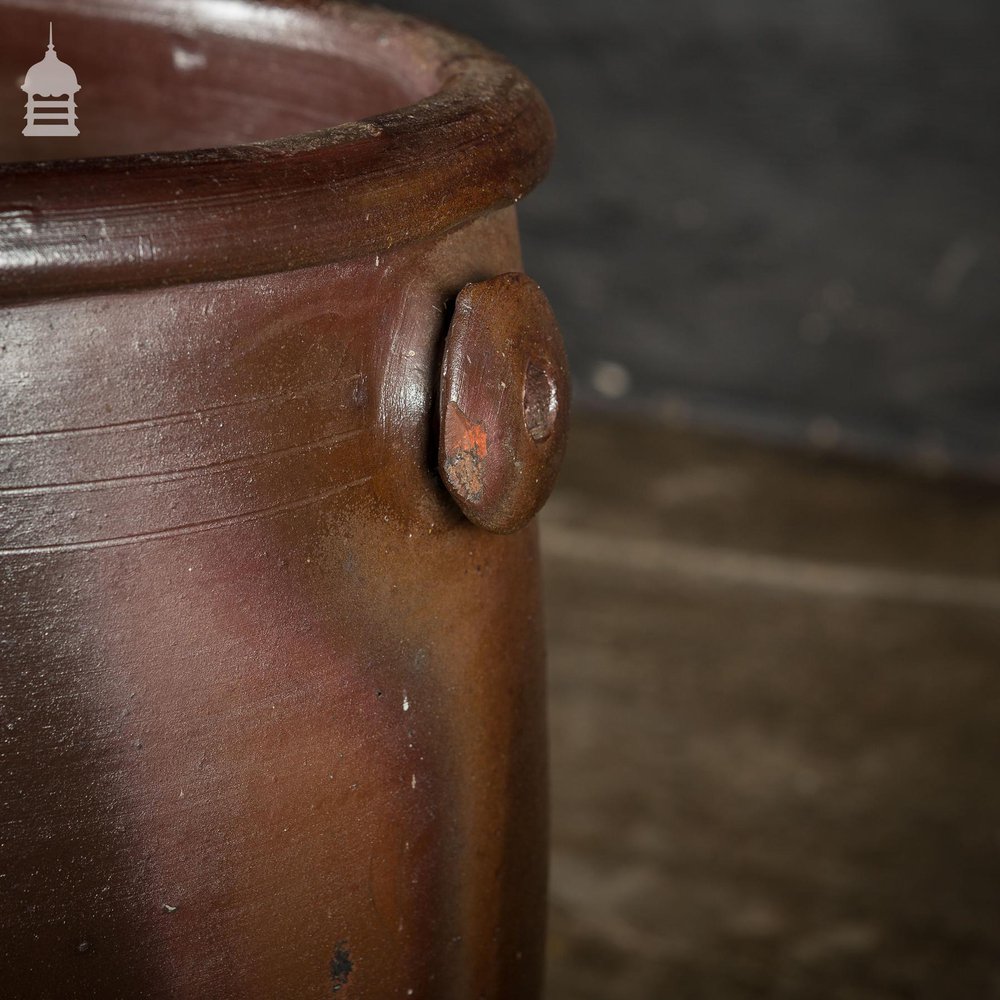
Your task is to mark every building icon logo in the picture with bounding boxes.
[21,23,80,137]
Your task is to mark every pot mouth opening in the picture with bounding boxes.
[0,0,554,303]
[2,1,441,162]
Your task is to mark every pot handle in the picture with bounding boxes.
[437,272,571,534]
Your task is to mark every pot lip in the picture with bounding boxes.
[0,0,554,304]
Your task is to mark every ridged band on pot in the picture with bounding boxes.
[0,0,554,303]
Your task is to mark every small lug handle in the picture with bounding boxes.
[438,272,570,534]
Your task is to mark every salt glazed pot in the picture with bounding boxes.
[0,2,569,997]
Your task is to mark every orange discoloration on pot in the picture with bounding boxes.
[443,402,489,501]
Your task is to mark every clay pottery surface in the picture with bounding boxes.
[0,2,567,997]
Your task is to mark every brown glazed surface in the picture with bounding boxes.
[0,2,556,997]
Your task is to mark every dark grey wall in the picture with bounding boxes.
[390,0,1000,476]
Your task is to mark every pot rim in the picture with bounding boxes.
[0,0,554,303]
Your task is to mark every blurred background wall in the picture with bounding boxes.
[391,0,1000,477]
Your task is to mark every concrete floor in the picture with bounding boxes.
[540,414,1000,999]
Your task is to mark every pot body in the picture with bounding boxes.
[0,203,549,997]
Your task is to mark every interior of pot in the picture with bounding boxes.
[0,2,436,163]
